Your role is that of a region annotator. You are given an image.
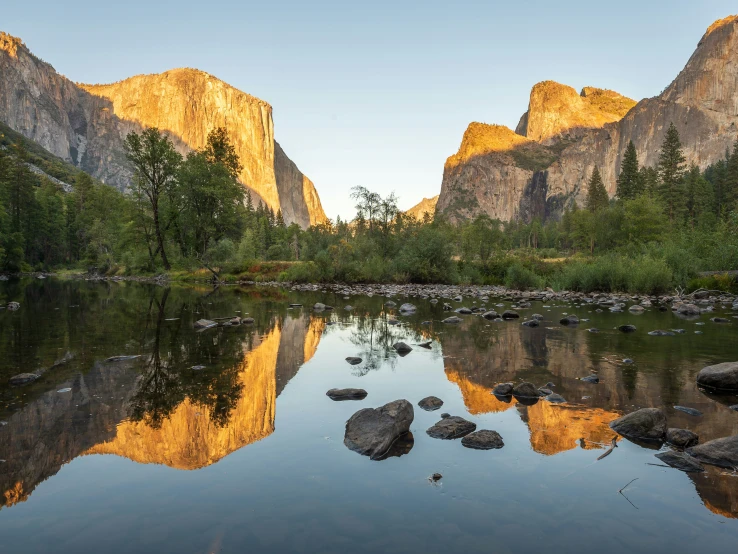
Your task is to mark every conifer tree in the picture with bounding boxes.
[657,122,686,224]
[586,166,609,212]
[616,141,642,200]
[725,139,738,215]
[684,164,713,229]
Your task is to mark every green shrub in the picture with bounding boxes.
[505,263,545,290]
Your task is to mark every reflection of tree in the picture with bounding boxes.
[128,287,250,429]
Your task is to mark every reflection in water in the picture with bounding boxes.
[1,279,738,530]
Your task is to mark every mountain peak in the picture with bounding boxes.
[704,15,738,40]
[0,32,25,58]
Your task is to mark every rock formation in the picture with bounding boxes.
[405,195,439,220]
[0,32,326,228]
[437,15,738,223]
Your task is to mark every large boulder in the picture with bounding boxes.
[666,428,699,448]
[696,362,738,391]
[344,400,414,460]
[687,435,738,468]
[327,388,368,401]
[655,451,704,472]
[512,382,539,398]
[560,314,579,325]
[426,416,476,439]
[609,408,667,441]
[399,303,417,313]
[676,303,701,316]
[461,430,504,450]
[493,382,514,396]
[392,342,413,354]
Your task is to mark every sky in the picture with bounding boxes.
[2,1,736,220]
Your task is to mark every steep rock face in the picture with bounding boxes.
[438,16,738,223]
[0,32,326,227]
[515,81,636,144]
[405,195,439,220]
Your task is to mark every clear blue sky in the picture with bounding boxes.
[3,1,735,219]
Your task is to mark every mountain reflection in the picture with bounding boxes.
[0,286,325,507]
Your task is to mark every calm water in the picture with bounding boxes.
[1,278,738,554]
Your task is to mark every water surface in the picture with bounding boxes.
[1,279,737,553]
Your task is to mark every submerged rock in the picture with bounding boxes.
[687,435,738,468]
[560,314,579,325]
[418,396,444,411]
[580,375,599,384]
[648,330,675,336]
[399,303,417,313]
[194,319,218,329]
[696,361,738,391]
[609,408,667,441]
[9,373,39,386]
[345,357,363,365]
[544,393,567,403]
[655,450,704,472]
[673,406,703,417]
[666,428,699,448]
[618,324,637,333]
[392,342,413,354]
[327,388,368,401]
[442,316,462,324]
[461,430,504,450]
[711,317,730,323]
[522,319,539,327]
[344,400,414,460]
[426,416,477,439]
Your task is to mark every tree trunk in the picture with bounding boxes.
[152,198,171,270]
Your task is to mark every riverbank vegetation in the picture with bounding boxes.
[1,124,737,294]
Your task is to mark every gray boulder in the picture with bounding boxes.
[344,400,414,460]
[655,451,704,472]
[461,430,504,450]
[666,428,699,448]
[560,314,579,325]
[676,303,701,316]
[618,324,637,333]
[313,302,326,311]
[581,374,600,384]
[609,408,667,441]
[696,362,738,391]
[687,435,738,468]
[493,382,513,396]
[399,303,417,313]
[442,316,462,324]
[426,416,477,439]
[345,357,362,365]
[512,382,539,398]
[544,393,566,404]
[502,310,519,320]
[418,396,444,411]
[327,388,368,401]
[522,319,539,327]
[392,342,413,354]
[482,311,500,320]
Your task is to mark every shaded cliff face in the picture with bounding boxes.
[0,32,326,228]
[438,15,738,223]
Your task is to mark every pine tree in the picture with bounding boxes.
[657,122,686,224]
[276,209,286,228]
[684,164,713,229]
[725,139,738,215]
[586,166,609,212]
[616,141,642,200]
[639,166,659,196]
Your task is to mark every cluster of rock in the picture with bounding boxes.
[193,316,255,330]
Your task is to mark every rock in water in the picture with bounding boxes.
[482,311,500,320]
[194,319,218,330]
[9,373,39,386]
[327,388,368,401]
[461,430,504,450]
[345,357,362,365]
[502,310,519,320]
[696,361,738,391]
[493,382,514,396]
[609,408,667,441]
[655,451,704,472]
[7,301,20,311]
[560,314,579,325]
[426,416,477,439]
[313,303,326,311]
[418,396,444,411]
[687,435,738,468]
[106,355,141,362]
[522,319,539,327]
[512,382,539,398]
[618,324,637,333]
[648,330,675,336]
[392,342,413,354]
[343,400,414,460]
[545,393,566,404]
[580,374,599,384]
[666,428,699,448]
[399,303,417,313]
[677,303,701,316]
[442,316,462,324]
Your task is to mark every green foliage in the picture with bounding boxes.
[586,166,609,212]
[555,254,673,294]
[616,141,643,200]
[657,123,687,224]
[505,263,545,290]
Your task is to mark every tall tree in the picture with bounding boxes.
[124,128,182,270]
[616,141,642,200]
[684,164,713,229]
[725,139,738,215]
[657,122,686,224]
[586,166,609,212]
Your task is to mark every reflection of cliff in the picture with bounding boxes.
[85,329,279,469]
[1,314,324,507]
[692,466,738,519]
[445,370,517,414]
[523,401,618,456]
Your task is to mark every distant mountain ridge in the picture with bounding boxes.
[0,33,327,228]
[437,15,738,223]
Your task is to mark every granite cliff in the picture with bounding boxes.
[0,32,326,228]
[437,15,738,223]
[405,195,439,220]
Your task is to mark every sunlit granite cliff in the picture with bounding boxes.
[437,15,738,223]
[0,33,326,228]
